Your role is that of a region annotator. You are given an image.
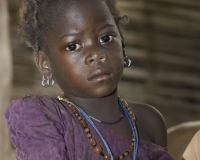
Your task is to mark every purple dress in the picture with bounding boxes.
[5,95,174,160]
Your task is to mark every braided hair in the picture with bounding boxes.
[18,0,128,53]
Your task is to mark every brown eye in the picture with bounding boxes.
[66,43,82,52]
[99,35,114,44]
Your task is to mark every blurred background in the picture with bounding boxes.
[0,0,200,159]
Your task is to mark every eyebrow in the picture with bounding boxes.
[97,24,116,31]
[59,31,83,41]
[58,24,115,41]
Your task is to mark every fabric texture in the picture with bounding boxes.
[5,95,174,160]
[181,130,200,160]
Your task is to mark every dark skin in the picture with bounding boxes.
[35,0,167,147]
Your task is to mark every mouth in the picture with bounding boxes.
[88,69,111,82]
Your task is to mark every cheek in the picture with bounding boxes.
[52,58,85,86]
[109,49,124,69]
[108,55,124,82]
[49,56,68,84]
[69,68,86,86]
[115,53,124,77]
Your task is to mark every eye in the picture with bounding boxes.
[66,43,82,52]
[99,35,115,44]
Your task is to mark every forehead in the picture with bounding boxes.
[48,0,115,33]
[66,0,111,16]
[61,0,112,17]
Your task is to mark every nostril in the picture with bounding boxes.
[86,54,106,65]
[89,59,94,63]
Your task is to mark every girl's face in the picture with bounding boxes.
[46,0,124,98]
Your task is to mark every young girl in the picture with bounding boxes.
[5,0,174,159]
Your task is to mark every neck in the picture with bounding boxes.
[65,92,122,121]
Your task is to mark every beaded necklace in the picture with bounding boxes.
[57,94,138,160]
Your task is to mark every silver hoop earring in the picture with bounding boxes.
[42,76,48,87]
[42,76,54,87]
[124,56,131,67]
[47,79,54,87]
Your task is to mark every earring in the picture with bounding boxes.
[124,56,131,67]
[42,76,48,88]
[47,79,54,87]
[121,38,131,67]
[42,76,54,87]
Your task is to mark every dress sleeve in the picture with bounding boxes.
[181,130,200,160]
[4,95,68,160]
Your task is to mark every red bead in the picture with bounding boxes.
[127,144,134,153]
[94,146,103,154]
[103,154,111,160]
[79,119,87,128]
[119,155,123,159]
[87,133,92,138]
[89,138,96,146]
[124,151,129,156]
[69,105,78,113]
[61,92,66,98]
[84,128,89,132]
[131,114,136,122]
[124,101,129,107]
[77,116,82,120]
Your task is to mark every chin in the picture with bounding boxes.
[92,87,117,98]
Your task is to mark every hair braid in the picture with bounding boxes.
[32,0,40,51]
[18,0,39,51]
[33,0,38,27]
[104,0,128,39]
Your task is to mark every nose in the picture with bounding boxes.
[85,52,107,66]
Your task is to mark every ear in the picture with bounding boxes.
[121,38,126,57]
[34,51,53,80]
[121,38,132,67]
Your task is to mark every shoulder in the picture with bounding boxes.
[129,102,165,122]
[6,94,57,106]
[4,94,67,132]
[4,95,69,159]
[5,94,59,117]
[128,102,167,147]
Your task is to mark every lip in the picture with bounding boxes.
[88,69,111,82]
